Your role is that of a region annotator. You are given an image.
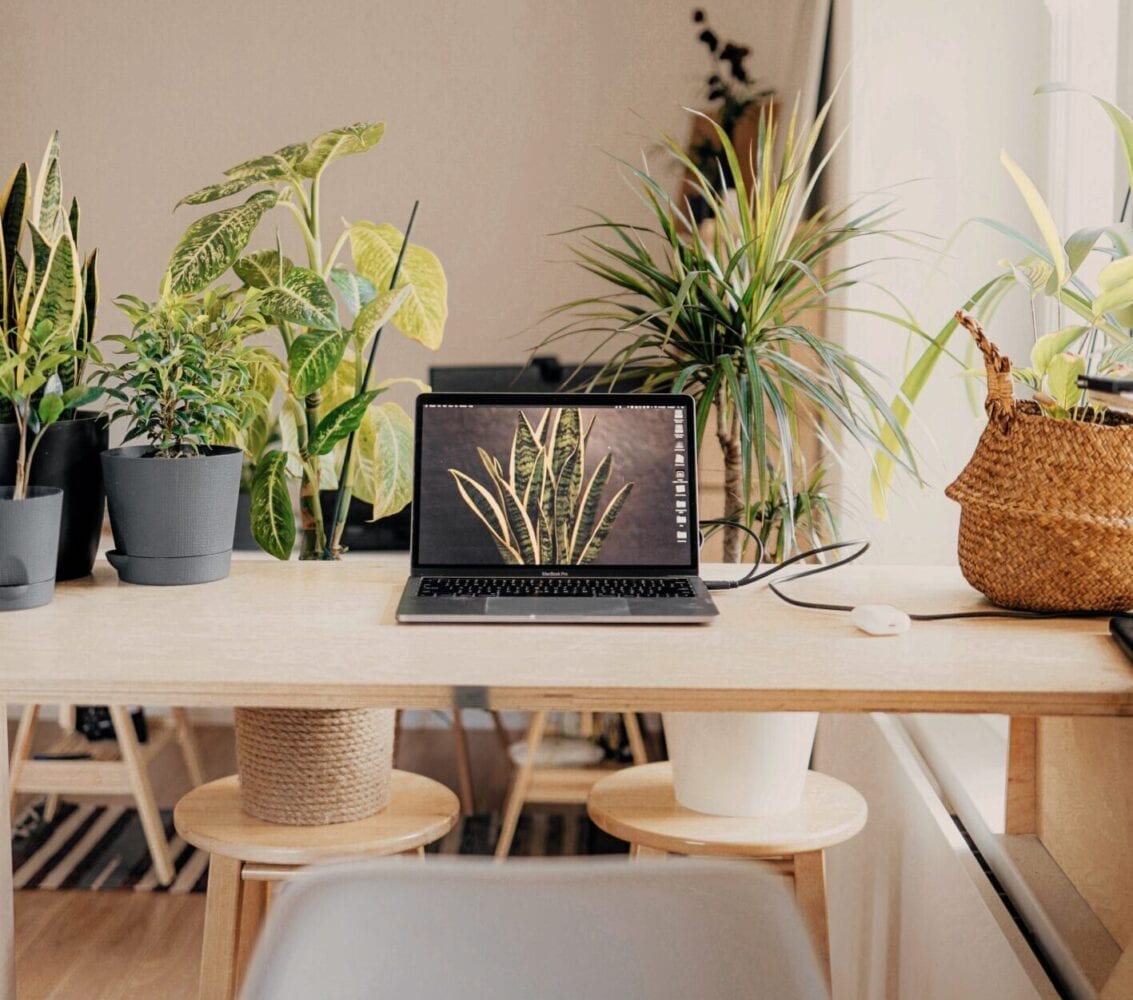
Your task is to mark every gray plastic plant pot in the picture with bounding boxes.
[101,445,242,586]
[0,486,63,611]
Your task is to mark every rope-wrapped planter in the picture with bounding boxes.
[234,707,395,825]
[945,311,1133,612]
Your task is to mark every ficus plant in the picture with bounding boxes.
[540,94,918,562]
[0,133,101,498]
[101,283,267,456]
[167,122,447,560]
[449,407,634,565]
[871,88,1133,513]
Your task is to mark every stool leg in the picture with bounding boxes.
[623,713,648,765]
[234,876,269,993]
[200,855,244,1000]
[8,706,39,820]
[451,709,476,816]
[793,850,831,988]
[489,711,511,755]
[494,711,547,860]
[110,705,175,887]
[630,844,668,860]
[173,708,206,788]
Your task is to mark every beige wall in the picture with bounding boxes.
[3,0,822,394]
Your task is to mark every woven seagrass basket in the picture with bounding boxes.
[234,707,395,825]
[945,311,1133,612]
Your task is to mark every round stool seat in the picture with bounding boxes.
[587,762,867,857]
[174,771,459,866]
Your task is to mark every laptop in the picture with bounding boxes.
[396,392,719,624]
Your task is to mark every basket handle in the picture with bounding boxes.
[954,310,1015,430]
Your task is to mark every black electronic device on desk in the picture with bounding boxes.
[1079,372,1133,666]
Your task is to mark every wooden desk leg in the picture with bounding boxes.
[1006,716,1038,835]
[793,850,831,989]
[495,711,548,860]
[200,855,244,1000]
[1,702,15,1000]
[173,707,206,788]
[7,705,37,820]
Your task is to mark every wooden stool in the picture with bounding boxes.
[587,762,867,986]
[174,770,460,1000]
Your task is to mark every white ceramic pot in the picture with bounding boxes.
[662,711,819,817]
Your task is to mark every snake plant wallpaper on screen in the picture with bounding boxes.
[416,404,692,566]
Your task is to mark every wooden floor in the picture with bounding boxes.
[9,714,516,1000]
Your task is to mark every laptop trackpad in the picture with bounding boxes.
[485,597,630,616]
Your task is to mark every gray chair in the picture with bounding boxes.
[240,857,829,1000]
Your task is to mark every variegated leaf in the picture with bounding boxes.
[277,396,305,476]
[26,232,80,344]
[67,197,79,245]
[176,175,258,209]
[350,286,410,354]
[233,249,294,290]
[569,452,612,561]
[330,267,377,317]
[167,190,278,294]
[348,222,447,349]
[251,450,295,560]
[524,451,545,527]
[298,123,385,178]
[32,133,61,237]
[553,447,579,562]
[500,479,538,563]
[551,407,580,483]
[356,401,413,520]
[224,143,308,181]
[450,469,512,550]
[260,266,339,331]
[28,224,50,278]
[288,329,345,397]
[577,483,633,565]
[510,412,540,497]
[1,162,29,273]
[308,389,379,456]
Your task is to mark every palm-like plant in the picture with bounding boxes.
[540,96,917,561]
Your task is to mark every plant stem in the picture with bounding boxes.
[12,402,28,501]
[716,389,743,563]
[298,398,326,560]
[325,200,420,559]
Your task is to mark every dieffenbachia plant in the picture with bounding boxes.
[168,122,447,559]
[450,407,634,565]
[0,134,101,498]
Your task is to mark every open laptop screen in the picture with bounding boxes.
[412,393,698,573]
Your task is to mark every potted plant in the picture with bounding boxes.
[98,282,265,586]
[875,89,1133,611]
[0,134,107,583]
[541,95,918,815]
[165,122,447,824]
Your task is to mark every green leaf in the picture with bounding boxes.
[26,232,80,343]
[32,132,61,237]
[350,287,410,353]
[37,393,64,426]
[449,468,519,561]
[176,176,258,209]
[250,450,295,560]
[167,190,278,295]
[62,385,101,411]
[1030,326,1088,375]
[510,412,541,497]
[1094,278,1133,318]
[330,267,378,317]
[355,401,414,521]
[233,249,295,290]
[223,143,308,182]
[1000,149,1069,291]
[1065,227,1105,277]
[1,162,29,275]
[576,483,633,565]
[309,389,379,456]
[288,330,345,397]
[298,123,385,178]
[348,222,448,348]
[569,452,612,561]
[260,266,339,331]
[28,223,51,278]
[277,396,305,476]
[1047,352,1086,410]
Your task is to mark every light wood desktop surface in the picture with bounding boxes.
[1,555,1131,999]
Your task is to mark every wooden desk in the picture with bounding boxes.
[0,557,1130,998]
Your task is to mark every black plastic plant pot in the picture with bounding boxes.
[101,445,242,586]
[0,486,63,611]
[317,490,412,552]
[0,411,108,581]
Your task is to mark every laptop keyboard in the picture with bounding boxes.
[417,577,696,599]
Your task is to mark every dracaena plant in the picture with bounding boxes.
[539,94,918,561]
[0,133,102,498]
[871,88,1133,512]
[167,122,447,560]
[101,283,265,456]
[450,407,634,565]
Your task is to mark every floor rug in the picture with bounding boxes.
[12,800,628,893]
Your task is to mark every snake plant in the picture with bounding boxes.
[450,407,633,565]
